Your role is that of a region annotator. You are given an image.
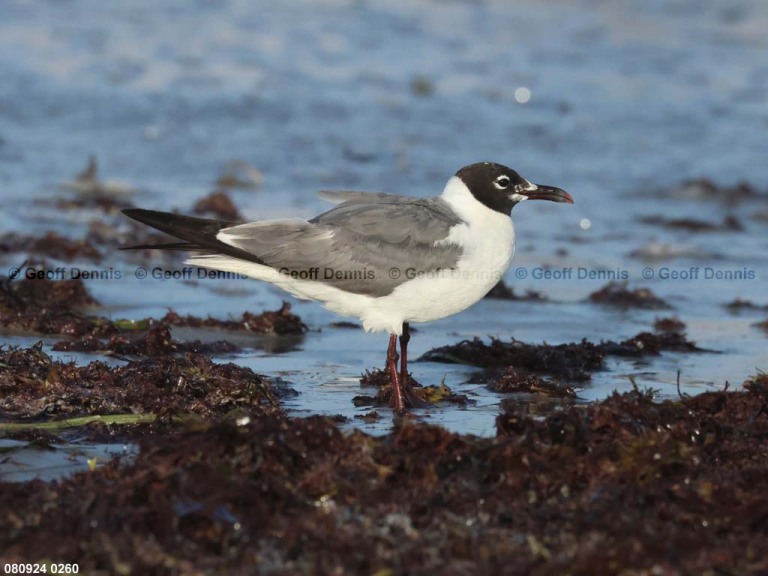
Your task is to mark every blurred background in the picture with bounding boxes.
[1,0,766,433]
[3,0,766,204]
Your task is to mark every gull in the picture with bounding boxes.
[123,162,573,412]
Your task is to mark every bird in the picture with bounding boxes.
[122,162,573,413]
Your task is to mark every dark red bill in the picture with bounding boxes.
[523,184,574,204]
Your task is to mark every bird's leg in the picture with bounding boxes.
[399,322,410,388]
[387,333,406,413]
[397,322,429,409]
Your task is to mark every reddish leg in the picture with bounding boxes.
[399,322,410,387]
[387,333,406,413]
[397,322,429,408]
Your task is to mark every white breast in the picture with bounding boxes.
[358,177,516,333]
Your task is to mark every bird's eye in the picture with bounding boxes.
[494,176,511,190]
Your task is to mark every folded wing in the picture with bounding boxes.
[219,196,463,296]
[124,195,464,298]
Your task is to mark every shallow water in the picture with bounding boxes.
[1,0,767,454]
[0,437,137,483]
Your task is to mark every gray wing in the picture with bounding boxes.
[317,190,399,205]
[218,196,464,297]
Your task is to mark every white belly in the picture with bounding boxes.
[357,217,515,333]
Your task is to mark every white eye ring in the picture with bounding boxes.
[494,176,511,190]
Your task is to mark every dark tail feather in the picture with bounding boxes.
[121,208,264,264]
[122,208,234,245]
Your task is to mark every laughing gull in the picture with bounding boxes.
[123,162,573,412]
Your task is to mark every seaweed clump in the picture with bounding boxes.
[160,302,307,335]
[589,281,671,309]
[192,191,242,220]
[600,331,705,356]
[724,298,768,312]
[420,337,604,382]
[0,232,102,262]
[488,367,576,398]
[653,316,686,333]
[52,324,242,356]
[2,382,768,573]
[485,280,547,301]
[0,276,113,337]
[1,272,305,351]
[421,329,704,381]
[0,343,282,420]
[639,214,743,232]
[53,304,307,356]
[673,177,766,205]
[356,369,469,408]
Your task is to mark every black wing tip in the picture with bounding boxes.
[122,207,176,224]
[121,208,207,251]
[121,208,262,264]
[122,208,165,228]
[122,207,153,217]
[120,207,261,263]
[122,207,235,227]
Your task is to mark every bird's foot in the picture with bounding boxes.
[399,383,430,409]
[385,374,430,411]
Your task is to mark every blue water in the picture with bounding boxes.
[1,0,767,460]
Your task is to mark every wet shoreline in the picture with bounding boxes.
[2,0,767,570]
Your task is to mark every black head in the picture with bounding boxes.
[455,162,573,215]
